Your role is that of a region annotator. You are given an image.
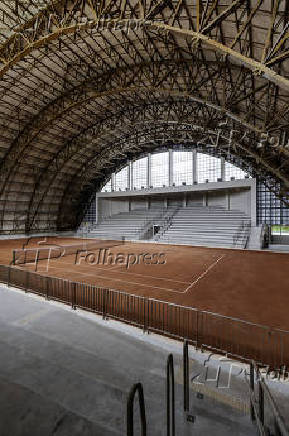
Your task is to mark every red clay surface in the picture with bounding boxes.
[1,236,289,331]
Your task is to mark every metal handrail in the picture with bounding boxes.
[183,340,190,413]
[250,362,289,436]
[127,383,147,436]
[167,354,175,436]
[155,207,179,240]
[243,221,251,249]
[233,219,251,248]
[138,209,170,239]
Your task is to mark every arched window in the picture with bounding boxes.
[101,150,249,192]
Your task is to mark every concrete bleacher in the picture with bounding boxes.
[79,206,251,249]
[156,206,251,249]
[85,208,167,240]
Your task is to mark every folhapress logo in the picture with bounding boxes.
[75,249,166,269]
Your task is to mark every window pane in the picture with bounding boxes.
[101,180,111,192]
[225,162,247,181]
[257,182,289,225]
[197,153,221,183]
[151,152,169,187]
[173,151,193,186]
[133,157,148,189]
[115,167,128,191]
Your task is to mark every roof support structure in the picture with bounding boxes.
[0,0,289,233]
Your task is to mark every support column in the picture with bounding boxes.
[130,161,134,190]
[226,191,231,210]
[111,173,115,191]
[147,154,151,188]
[95,196,98,224]
[221,157,225,181]
[146,197,150,210]
[193,150,197,183]
[127,161,131,190]
[203,193,208,206]
[251,179,257,226]
[169,149,173,186]
[147,196,151,210]
[183,193,187,207]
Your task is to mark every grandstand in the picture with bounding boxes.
[84,205,251,248]
[0,1,289,435]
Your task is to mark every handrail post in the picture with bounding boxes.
[250,361,255,421]
[147,300,150,335]
[45,276,49,300]
[71,282,77,310]
[7,265,10,287]
[167,354,175,436]
[195,310,199,350]
[102,288,107,319]
[127,383,146,436]
[259,381,264,427]
[183,340,189,412]
[143,297,147,333]
[25,270,29,293]
[274,419,282,436]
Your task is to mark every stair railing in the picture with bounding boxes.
[155,207,179,241]
[249,362,289,436]
[139,210,164,239]
[233,219,251,248]
[127,383,147,436]
[183,340,190,413]
[139,208,176,240]
[239,220,251,249]
[167,354,175,436]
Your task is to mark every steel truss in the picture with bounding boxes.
[0,0,289,233]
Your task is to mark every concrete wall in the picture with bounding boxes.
[130,198,148,210]
[150,198,165,208]
[186,189,251,214]
[230,190,251,216]
[98,198,129,219]
[167,198,183,207]
[97,187,252,220]
[207,191,227,208]
[186,192,203,206]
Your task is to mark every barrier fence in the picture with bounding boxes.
[0,263,288,369]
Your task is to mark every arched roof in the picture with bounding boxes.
[0,0,289,233]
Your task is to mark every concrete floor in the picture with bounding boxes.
[0,286,259,435]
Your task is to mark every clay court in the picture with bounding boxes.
[1,237,289,332]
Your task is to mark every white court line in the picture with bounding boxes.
[42,258,190,285]
[94,264,189,284]
[182,254,226,294]
[35,264,180,293]
[24,254,225,295]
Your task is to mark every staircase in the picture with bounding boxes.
[156,206,251,249]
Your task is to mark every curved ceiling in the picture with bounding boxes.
[0,0,289,233]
